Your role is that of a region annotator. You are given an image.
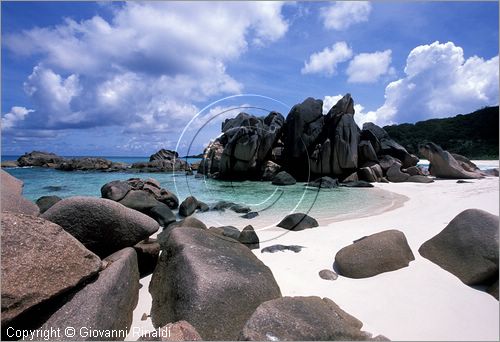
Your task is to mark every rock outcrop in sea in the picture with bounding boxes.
[131,149,191,172]
[12,149,191,173]
[198,94,432,183]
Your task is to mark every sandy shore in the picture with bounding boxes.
[127,174,499,341]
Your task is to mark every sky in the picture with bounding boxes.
[1,1,499,156]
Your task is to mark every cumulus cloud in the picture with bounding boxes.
[1,107,35,130]
[373,41,499,125]
[320,2,372,31]
[3,1,289,141]
[347,50,394,83]
[301,42,353,76]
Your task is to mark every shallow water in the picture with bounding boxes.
[4,166,406,233]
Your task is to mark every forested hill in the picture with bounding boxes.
[383,106,499,159]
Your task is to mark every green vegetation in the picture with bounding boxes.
[384,106,499,159]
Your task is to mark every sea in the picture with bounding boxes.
[2,155,498,233]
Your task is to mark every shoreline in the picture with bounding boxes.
[254,177,499,341]
[127,176,499,341]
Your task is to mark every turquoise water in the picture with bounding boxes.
[1,155,202,165]
[3,165,405,232]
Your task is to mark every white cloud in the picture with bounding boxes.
[23,65,84,127]
[1,107,35,130]
[372,41,499,125]
[347,49,394,83]
[301,42,353,76]
[320,2,372,31]
[3,2,288,139]
[323,95,377,127]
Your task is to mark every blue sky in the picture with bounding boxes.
[2,1,498,156]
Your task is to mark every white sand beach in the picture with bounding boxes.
[128,171,499,341]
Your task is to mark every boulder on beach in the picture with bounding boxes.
[148,204,177,227]
[407,175,434,183]
[119,189,160,212]
[238,225,259,249]
[179,196,198,217]
[319,269,338,281]
[101,180,132,201]
[307,176,339,188]
[386,163,410,183]
[261,160,281,181]
[40,248,139,340]
[149,227,282,340]
[211,200,251,213]
[341,180,374,188]
[1,170,39,215]
[335,230,415,278]
[362,123,418,169]
[17,151,65,167]
[36,195,62,214]
[138,321,202,341]
[1,212,101,327]
[161,217,208,239]
[261,245,304,253]
[419,209,499,289]
[41,196,159,257]
[277,213,319,231]
[271,171,296,185]
[239,296,386,341]
[241,211,259,219]
[101,178,179,225]
[378,155,402,173]
[134,239,161,278]
[419,142,483,179]
[208,226,241,241]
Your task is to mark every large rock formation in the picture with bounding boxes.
[149,227,282,340]
[1,213,101,327]
[101,178,178,226]
[284,98,325,178]
[200,111,285,179]
[419,142,483,179]
[362,123,418,169]
[1,170,39,215]
[132,149,190,172]
[17,151,65,167]
[16,151,127,171]
[41,196,159,257]
[56,157,126,171]
[335,230,415,278]
[197,94,423,183]
[419,209,498,294]
[39,248,140,340]
[239,296,387,341]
